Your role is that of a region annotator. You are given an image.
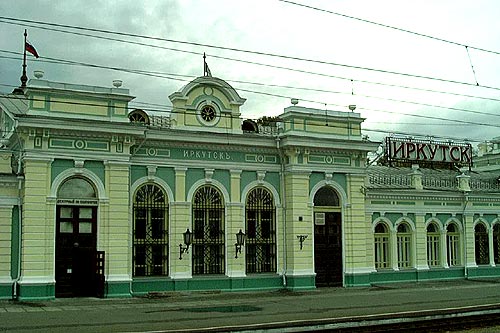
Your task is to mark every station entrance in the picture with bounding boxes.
[54,177,103,297]
[313,186,343,287]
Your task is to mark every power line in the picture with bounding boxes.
[278,0,500,56]
[2,52,499,120]
[2,20,500,106]
[2,16,500,93]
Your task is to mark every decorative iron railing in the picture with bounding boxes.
[367,173,412,188]
[422,176,457,190]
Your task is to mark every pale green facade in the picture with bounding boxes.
[0,75,498,300]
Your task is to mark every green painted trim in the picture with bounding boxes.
[265,172,281,198]
[385,212,403,224]
[131,275,283,295]
[367,267,466,286]
[241,170,256,195]
[106,281,132,298]
[131,165,147,186]
[157,167,175,197]
[286,275,315,290]
[17,283,55,301]
[0,284,12,300]
[371,201,392,205]
[84,160,105,185]
[49,138,110,152]
[214,170,230,198]
[186,168,205,200]
[309,172,324,193]
[29,92,49,111]
[345,273,371,287]
[51,159,74,183]
[468,266,500,278]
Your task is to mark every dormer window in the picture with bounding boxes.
[128,109,149,125]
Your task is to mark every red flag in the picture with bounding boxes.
[25,41,39,58]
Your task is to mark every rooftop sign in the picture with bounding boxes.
[385,137,472,166]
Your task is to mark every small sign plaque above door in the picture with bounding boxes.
[315,212,325,225]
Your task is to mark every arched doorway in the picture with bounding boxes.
[55,177,99,297]
[313,186,342,287]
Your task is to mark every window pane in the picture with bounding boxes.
[79,222,92,234]
[58,178,96,198]
[79,207,93,219]
[60,222,73,233]
[60,207,73,219]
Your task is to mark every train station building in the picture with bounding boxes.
[0,72,499,300]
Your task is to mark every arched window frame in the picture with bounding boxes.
[245,187,276,274]
[474,221,489,265]
[374,221,391,270]
[426,222,441,268]
[446,222,461,267]
[493,222,500,265]
[396,222,412,269]
[132,183,168,277]
[191,185,225,275]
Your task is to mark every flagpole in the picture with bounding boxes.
[203,52,206,76]
[20,29,28,89]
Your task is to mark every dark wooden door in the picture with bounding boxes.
[55,206,98,297]
[314,212,342,287]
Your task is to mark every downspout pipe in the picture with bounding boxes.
[12,152,23,300]
[462,193,470,279]
[277,137,287,287]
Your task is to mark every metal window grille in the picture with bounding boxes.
[133,184,168,276]
[447,224,460,266]
[427,234,440,267]
[475,224,489,265]
[192,186,225,275]
[397,236,411,268]
[245,187,276,273]
[374,224,389,269]
[494,225,500,265]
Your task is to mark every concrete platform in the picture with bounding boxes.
[2,279,500,332]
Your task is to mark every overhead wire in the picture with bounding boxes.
[2,16,500,92]
[1,51,499,120]
[2,20,500,106]
[0,17,499,142]
[278,0,500,56]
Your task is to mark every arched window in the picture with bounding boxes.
[192,185,225,275]
[58,177,96,198]
[374,223,390,269]
[133,184,168,276]
[245,187,276,273]
[446,223,460,266]
[427,223,440,267]
[128,109,150,125]
[314,186,340,207]
[475,223,489,265]
[494,224,500,265]
[397,223,411,269]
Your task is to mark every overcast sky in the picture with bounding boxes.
[1,0,499,145]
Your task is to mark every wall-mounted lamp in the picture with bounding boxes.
[179,228,192,260]
[235,229,246,258]
[297,235,308,250]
